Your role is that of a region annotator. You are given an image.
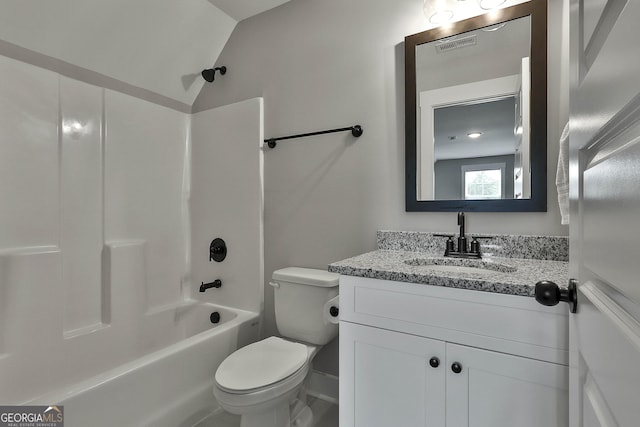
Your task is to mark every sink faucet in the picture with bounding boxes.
[435,212,486,259]
[457,212,468,253]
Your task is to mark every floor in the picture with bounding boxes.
[188,397,338,427]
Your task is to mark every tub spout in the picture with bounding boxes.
[200,279,222,292]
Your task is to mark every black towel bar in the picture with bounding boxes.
[264,125,363,149]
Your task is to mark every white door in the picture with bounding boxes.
[445,343,568,427]
[339,322,446,427]
[569,0,640,425]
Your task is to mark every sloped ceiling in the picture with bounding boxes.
[208,0,293,21]
[0,0,292,106]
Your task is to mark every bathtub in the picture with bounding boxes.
[27,302,260,427]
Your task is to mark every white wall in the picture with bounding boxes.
[193,0,569,374]
[0,54,189,403]
[0,0,237,106]
[191,98,264,314]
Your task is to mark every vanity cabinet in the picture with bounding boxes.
[339,276,569,427]
[341,323,446,426]
[445,342,568,427]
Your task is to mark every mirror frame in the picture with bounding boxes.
[405,0,547,212]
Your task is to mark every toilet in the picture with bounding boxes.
[213,267,339,427]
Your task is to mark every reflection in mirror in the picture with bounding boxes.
[417,16,530,201]
[435,98,515,200]
[405,0,547,212]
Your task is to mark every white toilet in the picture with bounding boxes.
[213,267,339,427]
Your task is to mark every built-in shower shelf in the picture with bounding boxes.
[63,322,110,340]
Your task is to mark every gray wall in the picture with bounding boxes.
[435,154,515,200]
[193,0,569,375]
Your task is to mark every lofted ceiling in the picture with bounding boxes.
[0,0,293,107]
[208,0,292,21]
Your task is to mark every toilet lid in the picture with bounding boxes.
[215,337,309,391]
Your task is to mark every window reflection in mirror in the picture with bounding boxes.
[416,16,531,201]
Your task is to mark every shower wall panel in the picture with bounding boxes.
[0,54,189,402]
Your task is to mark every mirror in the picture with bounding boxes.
[405,0,547,212]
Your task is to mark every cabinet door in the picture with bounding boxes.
[340,322,446,427]
[446,343,568,427]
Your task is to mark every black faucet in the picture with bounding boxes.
[435,212,483,259]
[457,212,468,254]
[200,279,222,292]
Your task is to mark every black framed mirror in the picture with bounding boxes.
[405,0,547,212]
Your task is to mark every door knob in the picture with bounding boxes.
[534,279,577,313]
[451,362,462,374]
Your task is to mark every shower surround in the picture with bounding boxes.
[0,53,264,422]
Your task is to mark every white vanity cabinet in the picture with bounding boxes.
[339,276,569,427]
[341,322,446,426]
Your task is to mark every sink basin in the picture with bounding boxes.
[404,257,517,274]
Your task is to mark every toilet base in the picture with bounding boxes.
[239,402,289,427]
[290,399,313,427]
[238,398,313,427]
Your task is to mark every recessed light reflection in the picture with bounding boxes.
[467,132,482,139]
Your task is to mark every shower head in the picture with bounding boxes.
[201,66,227,82]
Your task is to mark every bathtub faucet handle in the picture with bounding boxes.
[209,238,227,262]
[200,279,222,292]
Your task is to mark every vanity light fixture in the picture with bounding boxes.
[467,132,483,138]
[423,0,457,25]
[478,0,507,10]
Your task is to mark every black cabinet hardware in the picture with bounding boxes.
[429,357,440,368]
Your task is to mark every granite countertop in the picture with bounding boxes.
[328,249,569,297]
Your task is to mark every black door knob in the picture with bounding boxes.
[429,357,440,368]
[451,362,462,374]
[534,279,578,313]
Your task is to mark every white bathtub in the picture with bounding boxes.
[27,302,260,427]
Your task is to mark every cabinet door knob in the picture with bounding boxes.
[429,357,440,368]
[451,362,463,374]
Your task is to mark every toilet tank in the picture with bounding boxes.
[271,267,339,345]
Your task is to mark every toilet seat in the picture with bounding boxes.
[215,336,309,392]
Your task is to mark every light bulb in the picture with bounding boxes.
[478,0,507,10]
[424,0,457,25]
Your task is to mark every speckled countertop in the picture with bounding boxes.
[328,231,569,298]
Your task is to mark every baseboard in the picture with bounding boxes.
[306,370,338,404]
